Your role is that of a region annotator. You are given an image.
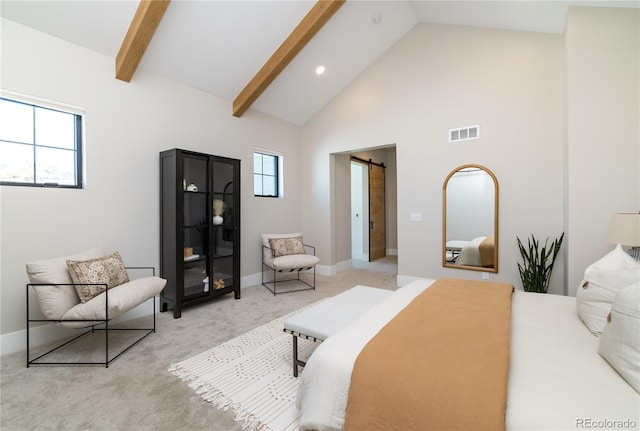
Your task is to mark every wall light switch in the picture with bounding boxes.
[410,213,422,222]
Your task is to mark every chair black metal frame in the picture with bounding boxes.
[26,267,157,368]
[262,244,317,295]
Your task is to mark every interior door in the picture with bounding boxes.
[369,163,386,261]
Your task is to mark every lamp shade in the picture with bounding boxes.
[610,213,640,247]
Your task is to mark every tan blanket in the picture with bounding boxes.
[344,278,513,431]
[479,235,495,267]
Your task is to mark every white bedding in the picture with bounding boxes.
[456,236,486,266]
[296,278,640,431]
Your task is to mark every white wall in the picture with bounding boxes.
[301,22,565,291]
[565,7,640,296]
[0,19,302,343]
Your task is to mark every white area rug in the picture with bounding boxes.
[168,306,319,431]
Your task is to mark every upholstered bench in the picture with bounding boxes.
[283,285,394,376]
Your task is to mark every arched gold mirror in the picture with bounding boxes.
[443,164,498,272]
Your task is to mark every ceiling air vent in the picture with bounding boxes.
[449,125,480,143]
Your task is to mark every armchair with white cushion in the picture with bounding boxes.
[261,233,320,295]
[25,248,166,367]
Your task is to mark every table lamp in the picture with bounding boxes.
[610,212,640,260]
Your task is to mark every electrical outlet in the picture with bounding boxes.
[410,213,422,222]
[482,272,490,280]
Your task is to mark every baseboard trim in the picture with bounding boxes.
[397,274,425,287]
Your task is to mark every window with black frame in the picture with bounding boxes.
[253,151,279,197]
[0,96,83,188]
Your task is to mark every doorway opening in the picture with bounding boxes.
[348,147,396,269]
[351,160,369,261]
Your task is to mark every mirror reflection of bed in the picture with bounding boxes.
[446,235,495,267]
[443,164,498,272]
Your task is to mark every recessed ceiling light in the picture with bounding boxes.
[315,65,326,75]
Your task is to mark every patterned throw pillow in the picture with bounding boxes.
[67,252,130,303]
[269,237,305,258]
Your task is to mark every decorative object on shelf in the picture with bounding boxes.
[203,276,209,292]
[214,278,225,289]
[213,199,225,225]
[516,233,564,293]
[610,212,640,260]
[183,254,199,262]
[184,247,193,257]
[186,183,198,192]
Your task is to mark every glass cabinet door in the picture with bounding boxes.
[182,155,209,298]
[211,158,237,293]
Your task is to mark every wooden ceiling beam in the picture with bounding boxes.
[232,0,345,118]
[116,0,170,82]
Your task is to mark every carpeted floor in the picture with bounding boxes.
[0,258,397,431]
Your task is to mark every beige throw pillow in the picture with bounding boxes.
[67,252,129,303]
[269,237,305,258]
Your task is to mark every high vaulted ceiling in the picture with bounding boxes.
[1,1,637,125]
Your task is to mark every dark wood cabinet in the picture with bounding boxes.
[160,148,240,318]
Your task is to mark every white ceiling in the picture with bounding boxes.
[1,0,637,125]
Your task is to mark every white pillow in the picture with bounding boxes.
[598,283,640,393]
[26,248,105,320]
[576,245,640,336]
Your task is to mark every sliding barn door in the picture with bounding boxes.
[369,164,386,261]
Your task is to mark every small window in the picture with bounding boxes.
[254,151,280,197]
[0,96,83,188]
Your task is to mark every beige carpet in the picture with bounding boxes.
[1,258,396,431]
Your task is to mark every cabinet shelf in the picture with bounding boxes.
[160,148,241,319]
[183,223,208,230]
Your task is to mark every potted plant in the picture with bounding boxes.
[516,233,564,293]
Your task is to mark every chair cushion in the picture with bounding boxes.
[271,254,320,271]
[26,248,105,320]
[61,276,167,328]
[67,251,130,303]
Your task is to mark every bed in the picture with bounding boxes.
[296,278,640,431]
